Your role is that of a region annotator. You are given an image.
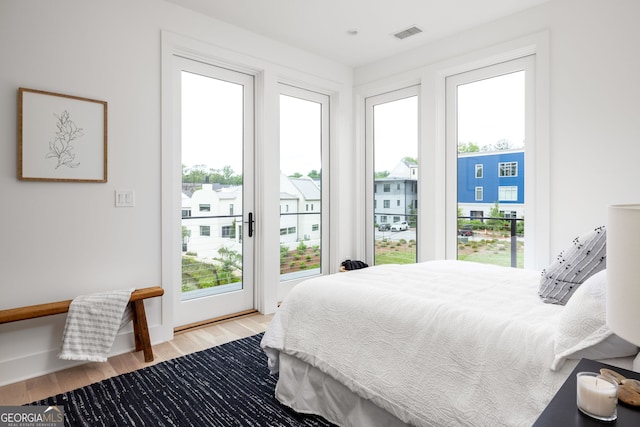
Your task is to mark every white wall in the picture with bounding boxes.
[3,0,639,387]
[354,0,640,261]
[0,0,353,386]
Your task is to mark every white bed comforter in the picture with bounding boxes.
[261,260,576,427]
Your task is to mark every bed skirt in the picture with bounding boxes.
[276,352,412,427]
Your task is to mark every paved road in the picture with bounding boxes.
[375,229,415,241]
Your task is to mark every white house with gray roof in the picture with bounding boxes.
[181,175,322,259]
[374,159,418,227]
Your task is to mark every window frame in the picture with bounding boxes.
[364,85,420,265]
[278,83,331,292]
[498,161,518,177]
[498,185,518,201]
[445,54,541,268]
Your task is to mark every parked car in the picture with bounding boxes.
[378,223,391,231]
[390,221,409,231]
[458,224,473,236]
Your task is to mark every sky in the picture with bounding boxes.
[181,69,525,177]
[181,71,243,174]
[279,94,322,176]
[457,70,525,150]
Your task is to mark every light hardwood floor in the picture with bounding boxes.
[0,313,274,405]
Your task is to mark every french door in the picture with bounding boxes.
[173,57,255,327]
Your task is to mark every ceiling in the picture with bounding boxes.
[164,0,549,68]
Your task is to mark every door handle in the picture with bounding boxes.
[245,212,255,237]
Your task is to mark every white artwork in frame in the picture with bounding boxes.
[18,87,107,182]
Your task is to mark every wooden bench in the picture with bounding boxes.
[0,286,164,362]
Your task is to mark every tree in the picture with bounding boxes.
[214,246,242,283]
[308,170,321,179]
[183,164,208,183]
[458,142,480,153]
[182,164,242,185]
[408,205,417,228]
[493,139,514,151]
[374,171,390,178]
[289,172,303,178]
[181,226,191,252]
[480,139,520,152]
[402,156,418,165]
[487,201,505,231]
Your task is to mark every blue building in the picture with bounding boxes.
[458,149,524,220]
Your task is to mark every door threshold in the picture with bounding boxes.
[174,309,259,334]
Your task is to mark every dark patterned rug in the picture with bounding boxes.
[29,333,335,426]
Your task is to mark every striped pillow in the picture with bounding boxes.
[538,226,606,305]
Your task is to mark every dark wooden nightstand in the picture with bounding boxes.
[534,359,640,426]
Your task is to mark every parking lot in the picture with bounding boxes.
[375,228,415,242]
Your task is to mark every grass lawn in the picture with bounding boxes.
[374,237,524,268]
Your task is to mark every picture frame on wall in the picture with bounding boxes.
[18,87,107,182]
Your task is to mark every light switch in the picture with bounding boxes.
[115,189,135,207]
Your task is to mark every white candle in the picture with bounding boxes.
[576,372,618,420]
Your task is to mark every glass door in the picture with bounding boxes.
[174,57,255,327]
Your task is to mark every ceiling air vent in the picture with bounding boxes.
[393,26,423,40]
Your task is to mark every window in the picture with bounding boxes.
[200,225,210,236]
[499,162,518,177]
[470,210,484,220]
[447,55,536,269]
[229,204,234,216]
[221,225,232,238]
[199,204,210,212]
[279,85,330,284]
[366,86,419,265]
[182,209,191,218]
[498,186,518,201]
[380,215,387,223]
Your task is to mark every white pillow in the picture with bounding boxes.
[551,269,638,371]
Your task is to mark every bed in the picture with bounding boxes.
[261,260,638,427]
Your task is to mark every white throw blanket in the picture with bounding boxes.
[262,261,574,427]
[59,288,134,362]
